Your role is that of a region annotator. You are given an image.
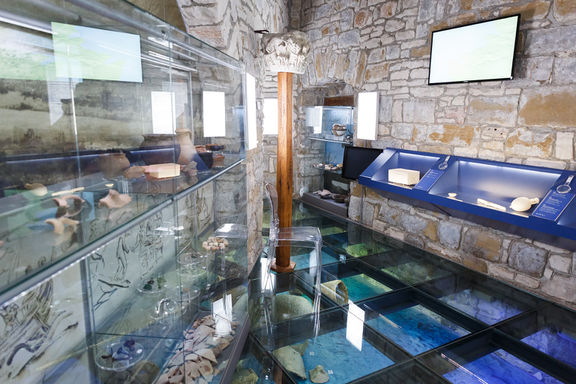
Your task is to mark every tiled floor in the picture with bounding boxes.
[232,202,576,384]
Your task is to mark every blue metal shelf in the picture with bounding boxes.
[359,148,576,246]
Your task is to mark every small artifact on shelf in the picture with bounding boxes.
[156,314,236,384]
[99,189,132,209]
[52,194,85,217]
[476,198,506,212]
[510,197,540,212]
[310,365,330,383]
[24,183,48,197]
[52,186,85,197]
[45,217,79,234]
[331,194,348,204]
[331,123,347,136]
[314,189,332,199]
[388,168,420,185]
[97,152,130,178]
[202,236,228,251]
[123,165,146,179]
[143,163,181,179]
[206,143,225,152]
[320,280,349,305]
[448,193,457,198]
[97,339,144,372]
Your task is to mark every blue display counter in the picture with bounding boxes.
[359,148,576,248]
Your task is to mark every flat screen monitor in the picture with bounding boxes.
[428,15,519,85]
[342,146,383,180]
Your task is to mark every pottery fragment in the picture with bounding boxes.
[273,346,307,380]
[310,365,330,383]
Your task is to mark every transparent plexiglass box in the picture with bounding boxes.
[0,1,250,382]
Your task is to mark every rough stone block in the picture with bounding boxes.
[526,26,576,55]
[542,274,576,303]
[467,96,518,126]
[549,255,572,274]
[508,241,548,277]
[505,128,553,158]
[553,0,576,22]
[402,99,435,123]
[553,57,576,84]
[385,19,405,32]
[461,256,488,274]
[438,221,462,249]
[488,264,516,281]
[429,124,476,146]
[520,87,576,127]
[556,132,574,160]
[502,1,550,21]
[462,228,502,262]
[338,30,361,48]
[515,274,541,289]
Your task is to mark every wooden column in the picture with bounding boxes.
[272,71,295,272]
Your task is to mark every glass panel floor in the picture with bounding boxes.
[235,201,576,384]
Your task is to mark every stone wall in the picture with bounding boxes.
[293,0,576,307]
[177,0,291,267]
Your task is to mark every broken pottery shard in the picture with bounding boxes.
[99,189,132,209]
[184,361,201,379]
[45,217,79,235]
[196,348,218,364]
[273,346,306,380]
[197,358,214,378]
[310,365,330,383]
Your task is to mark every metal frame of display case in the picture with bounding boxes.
[0,1,250,382]
[359,148,576,249]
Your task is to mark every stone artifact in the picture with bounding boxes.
[510,197,540,212]
[321,280,349,305]
[273,294,314,322]
[97,152,131,178]
[45,217,79,234]
[24,183,47,197]
[99,189,132,209]
[261,31,311,74]
[309,365,330,383]
[291,340,309,355]
[388,168,420,185]
[52,194,85,217]
[273,346,306,380]
[476,198,506,212]
[156,314,236,384]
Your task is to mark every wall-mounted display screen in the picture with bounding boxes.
[428,15,519,85]
[342,146,383,180]
[52,22,142,82]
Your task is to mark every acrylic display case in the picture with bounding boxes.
[360,148,576,249]
[0,1,249,383]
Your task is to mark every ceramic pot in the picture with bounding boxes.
[139,134,180,165]
[97,152,130,178]
[176,129,196,165]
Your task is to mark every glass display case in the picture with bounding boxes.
[303,106,354,217]
[0,1,248,383]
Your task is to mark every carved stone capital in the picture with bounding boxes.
[261,31,311,74]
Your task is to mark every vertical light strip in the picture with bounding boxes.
[263,98,278,135]
[357,92,379,140]
[151,91,175,134]
[246,73,257,149]
[202,91,226,137]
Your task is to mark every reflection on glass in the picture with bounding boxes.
[203,91,226,137]
[213,294,233,337]
[151,91,175,134]
[346,301,365,351]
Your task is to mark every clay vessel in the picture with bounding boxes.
[140,134,179,165]
[176,129,196,165]
[99,189,132,209]
[97,152,130,179]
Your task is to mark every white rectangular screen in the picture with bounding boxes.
[52,22,142,82]
[203,91,226,137]
[428,15,519,85]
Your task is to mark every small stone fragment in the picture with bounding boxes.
[273,346,306,380]
[309,365,330,383]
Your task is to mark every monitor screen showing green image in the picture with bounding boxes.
[52,22,142,82]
